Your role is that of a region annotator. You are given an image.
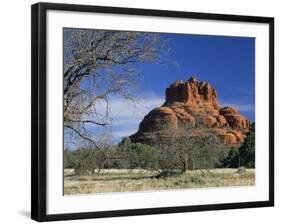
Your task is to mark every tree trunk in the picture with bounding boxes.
[182,153,188,172]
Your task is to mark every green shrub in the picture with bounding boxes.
[220,123,255,168]
[237,166,247,174]
[238,123,255,168]
[64,149,79,169]
[190,176,205,185]
[117,138,159,170]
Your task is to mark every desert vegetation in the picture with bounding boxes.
[65,123,255,174]
[64,123,255,194]
[64,168,255,194]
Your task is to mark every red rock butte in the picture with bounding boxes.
[130,76,251,147]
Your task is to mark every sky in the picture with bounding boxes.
[65,31,255,146]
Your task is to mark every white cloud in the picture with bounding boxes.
[95,92,164,141]
[235,87,255,96]
[111,97,163,119]
[111,130,138,138]
[219,100,255,112]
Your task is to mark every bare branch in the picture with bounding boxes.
[63,28,166,148]
[65,118,109,126]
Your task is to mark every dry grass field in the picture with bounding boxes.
[64,168,255,195]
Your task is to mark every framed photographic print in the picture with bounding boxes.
[31,2,274,222]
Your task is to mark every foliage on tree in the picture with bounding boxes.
[64,148,79,169]
[71,149,103,174]
[219,147,239,168]
[117,138,159,170]
[221,123,255,168]
[239,123,255,168]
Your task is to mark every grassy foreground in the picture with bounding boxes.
[64,168,255,195]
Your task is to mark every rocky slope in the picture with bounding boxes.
[130,77,251,147]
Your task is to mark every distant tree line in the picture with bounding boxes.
[64,123,255,177]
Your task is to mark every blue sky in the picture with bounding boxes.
[65,32,255,146]
[106,33,255,143]
[139,33,255,106]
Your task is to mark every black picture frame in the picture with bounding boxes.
[31,2,274,222]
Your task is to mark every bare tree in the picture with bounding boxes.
[176,127,228,171]
[146,122,228,177]
[63,28,166,150]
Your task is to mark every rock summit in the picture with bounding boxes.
[130,77,251,147]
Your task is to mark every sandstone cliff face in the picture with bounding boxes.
[131,77,251,147]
